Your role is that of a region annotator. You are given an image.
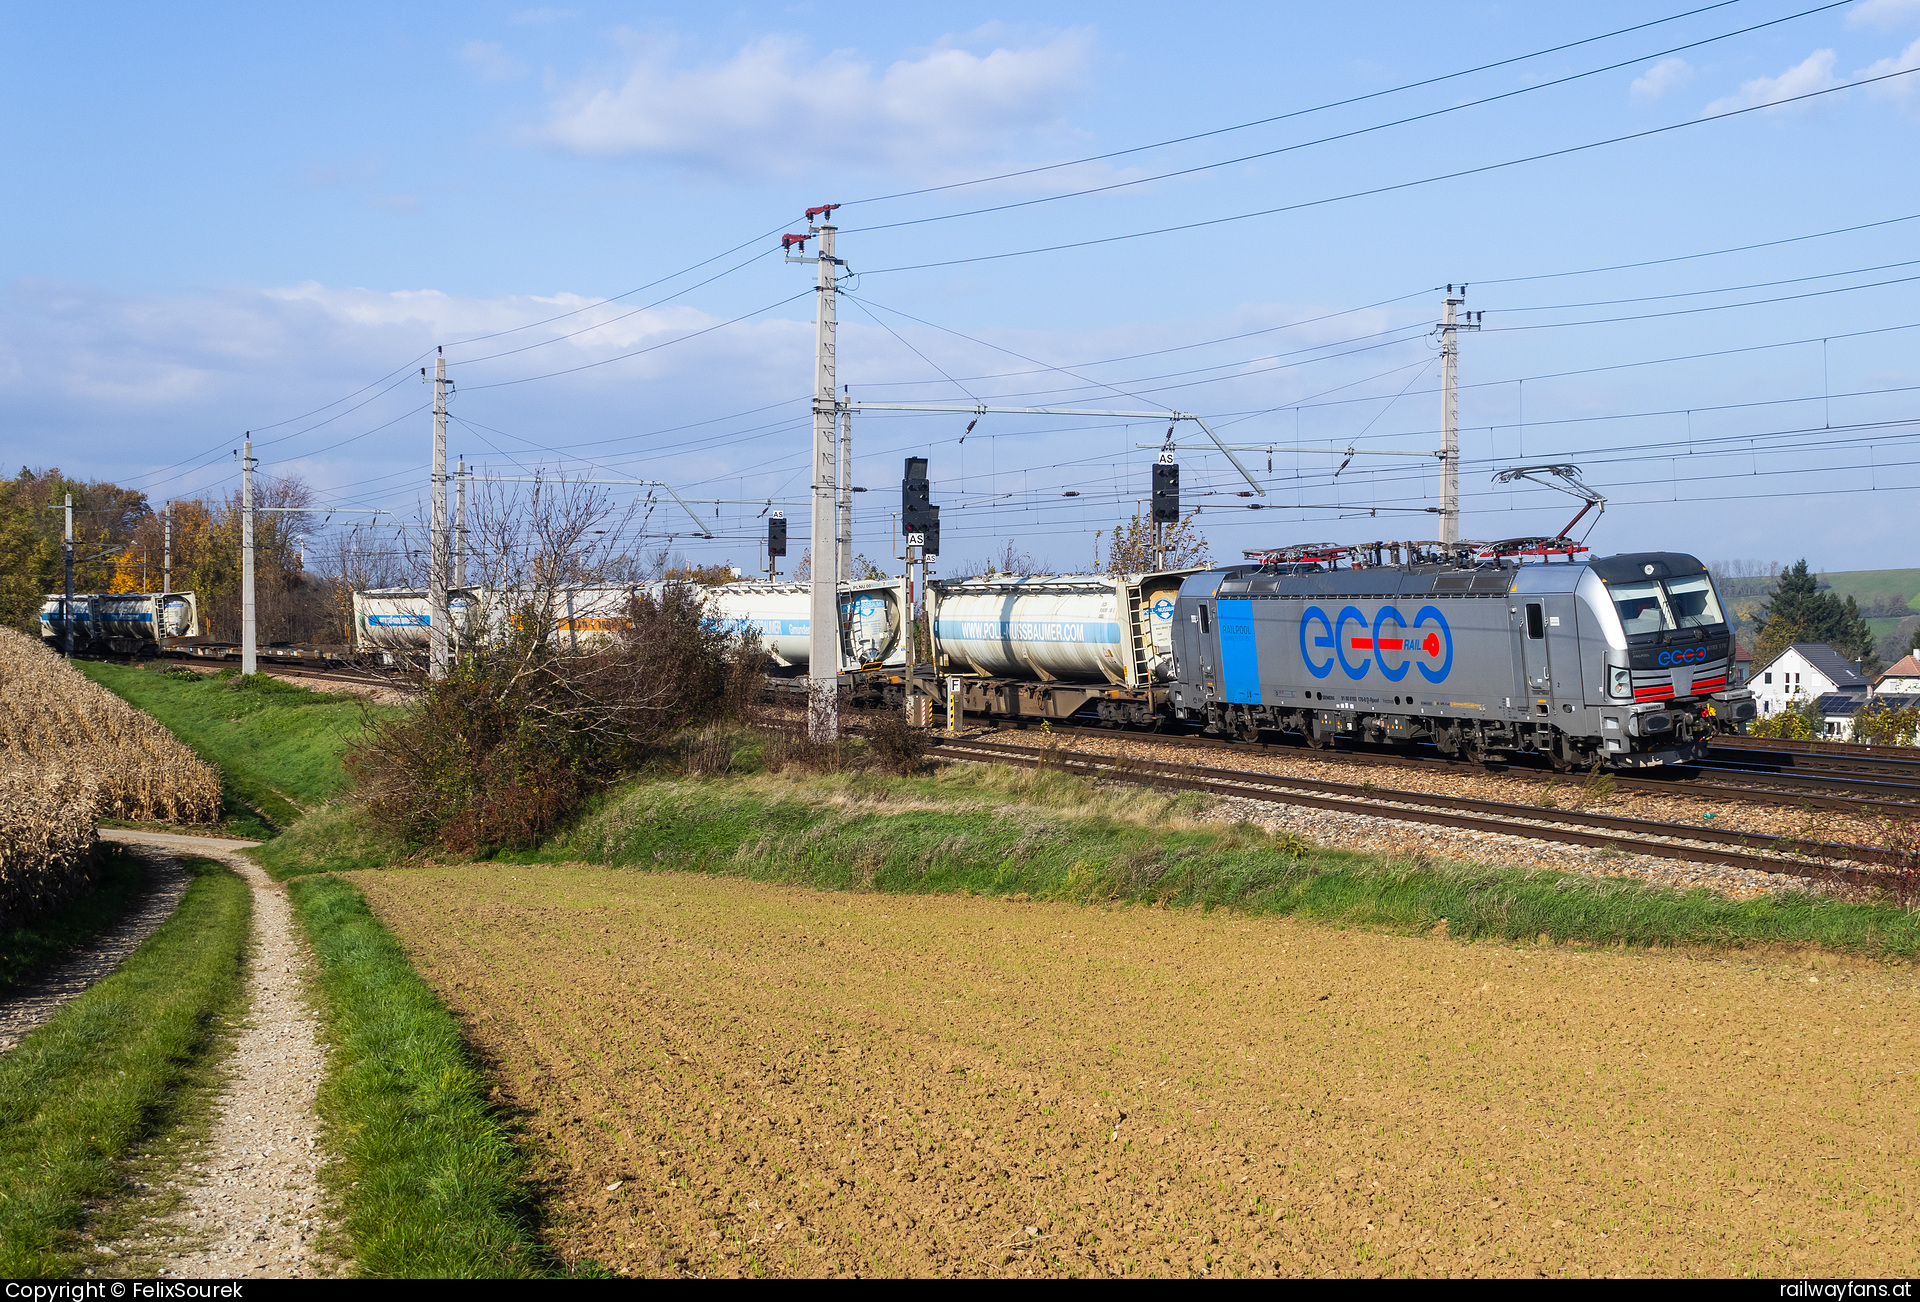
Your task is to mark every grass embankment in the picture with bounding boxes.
[0,856,249,1278]
[289,874,554,1278]
[259,727,1920,960]
[0,843,146,997]
[562,761,1920,960]
[77,663,397,835]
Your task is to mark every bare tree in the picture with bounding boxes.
[944,539,1049,580]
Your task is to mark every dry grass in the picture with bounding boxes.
[0,630,220,924]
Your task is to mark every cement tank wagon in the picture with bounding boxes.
[701,579,906,672]
[40,591,202,651]
[351,587,485,653]
[929,570,1195,687]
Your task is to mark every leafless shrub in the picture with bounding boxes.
[682,729,735,778]
[1872,815,1920,908]
[761,724,850,776]
[864,712,928,775]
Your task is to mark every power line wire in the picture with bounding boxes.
[857,64,1920,276]
[844,0,1849,236]
[844,0,1760,206]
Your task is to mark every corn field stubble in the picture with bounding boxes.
[0,631,220,925]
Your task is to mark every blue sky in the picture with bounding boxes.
[4,0,1920,574]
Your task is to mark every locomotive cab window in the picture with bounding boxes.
[1199,603,1211,634]
[1526,603,1545,639]
[1610,574,1726,635]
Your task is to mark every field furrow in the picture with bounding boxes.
[354,866,1920,1279]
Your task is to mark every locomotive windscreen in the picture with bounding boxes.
[1608,574,1725,634]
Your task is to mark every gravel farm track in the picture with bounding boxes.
[353,865,1920,1279]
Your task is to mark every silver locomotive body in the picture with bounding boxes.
[1168,550,1754,768]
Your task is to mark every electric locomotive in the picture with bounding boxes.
[1165,540,1755,768]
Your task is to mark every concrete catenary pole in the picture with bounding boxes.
[429,348,449,680]
[240,437,256,676]
[453,454,467,588]
[62,492,74,658]
[807,215,840,741]
[837,389,853,585]
[1436,286,1479,546]
[163,503,172,594]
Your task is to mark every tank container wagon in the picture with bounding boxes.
[39,591,202,654]
[347,578,910,687]
[351,587,487,658]
[1164,540,1755,769]
[700,578,908,675]
[928,569,1198,725]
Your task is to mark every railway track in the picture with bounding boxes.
[76,651,408,694]
[931,735,1908,891]
[989,718,1920,816]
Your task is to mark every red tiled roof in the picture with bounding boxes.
[1877,653,1920,681]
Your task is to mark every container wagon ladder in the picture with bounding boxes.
[1125,582,1151,686]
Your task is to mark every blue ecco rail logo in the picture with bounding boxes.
[1299,604,1452,683]
[1657,646,1708,667]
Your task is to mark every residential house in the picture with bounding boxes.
[1752,643,1870,737]
[1873,653,1920,697]
[1730,641,1752,686]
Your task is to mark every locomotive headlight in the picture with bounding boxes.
[1608,665,1631,699]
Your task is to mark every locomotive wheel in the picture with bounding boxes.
[1549,747,1575,773]
[1239,724,1260,743]
[1304,728,1327,749]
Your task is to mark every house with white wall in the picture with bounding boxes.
[1874,653,1920,697]
[1752,643,1869,736]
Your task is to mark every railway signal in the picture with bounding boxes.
[1152,454,1180,522]
[767,511,786,579]
[902,456,931,538]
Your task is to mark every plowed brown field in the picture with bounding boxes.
[351,866,1920,1278]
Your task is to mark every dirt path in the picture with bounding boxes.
[357,865,1920,1278]
[100,830,337,1279]
[0,835,205,1054]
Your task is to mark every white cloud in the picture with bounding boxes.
[1630,56,1692,99]
[459,39,524,84]
[530,29,1093,178]
[1846,0,1920,31]
[1858,35,1920,101]
[1703,49,1838,115]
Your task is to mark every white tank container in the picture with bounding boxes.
[38,591,202,646]
[699,580,905,671]
[930,571,1193,686]
[352,588,483,652]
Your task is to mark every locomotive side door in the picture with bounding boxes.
[1519,599,1553,715]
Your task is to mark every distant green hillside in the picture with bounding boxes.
[1817,568,1920,614]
